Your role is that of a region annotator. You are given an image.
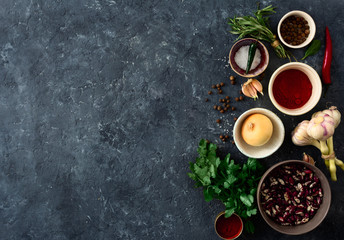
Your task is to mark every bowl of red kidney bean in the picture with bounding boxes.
[278,10,316,49]
[257,160,331,235]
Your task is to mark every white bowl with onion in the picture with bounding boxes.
[233,108,285,158]
[229,38,269,78]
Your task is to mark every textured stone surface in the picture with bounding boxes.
[0,0,344,239]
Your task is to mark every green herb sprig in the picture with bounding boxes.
[228,5,290,59]
[301,39,321,60]
[188,139,264,233]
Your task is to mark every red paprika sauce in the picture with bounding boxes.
[215,214,243,239]
[272,69,312,109]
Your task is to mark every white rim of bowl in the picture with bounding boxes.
[277,10,316,49]
[233,108,285,159]
[268,62,322,116]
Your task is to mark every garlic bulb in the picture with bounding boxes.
[322,106,341,128]
[312,106,341,128]
[291,120,320,149]
[307,113,335,141]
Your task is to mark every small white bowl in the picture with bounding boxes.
[278,10,316,49]
[233,108,285,159]
[268,62,322,116]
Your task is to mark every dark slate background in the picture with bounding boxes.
[0,0,344,239]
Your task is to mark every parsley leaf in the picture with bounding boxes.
[188,140,265,233]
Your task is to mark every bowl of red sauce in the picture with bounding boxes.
[214,211,243,239]
[268,62,322,116]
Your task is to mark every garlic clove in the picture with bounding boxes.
[241,79,261,99]
[251,79,264,95]
[242,83,258,99]
[303,153,315,165]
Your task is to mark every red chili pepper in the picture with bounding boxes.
[322,26,332,85]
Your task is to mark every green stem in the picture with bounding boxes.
[329,159,337,181]
[335,158,344,171]
[326,137,337,181]
[320,140,329,155]
[327,137,334,154]
[320,140,330,169]
[311,140,321,151]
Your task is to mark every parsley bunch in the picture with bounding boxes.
[188,139,264,233]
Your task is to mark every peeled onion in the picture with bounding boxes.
[241,113,273,146]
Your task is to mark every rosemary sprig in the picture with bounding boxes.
[228,5,289,59]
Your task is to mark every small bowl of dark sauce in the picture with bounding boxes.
[268,62,322,116]
[214,211,243,240]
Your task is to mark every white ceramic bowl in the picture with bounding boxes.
[268,62,322,116]
[278,10,316,49]
[233,108,285,158]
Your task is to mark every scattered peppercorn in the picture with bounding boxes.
[229,76,235,81]
[235,97,239,101]
[213,105,217,110]
[217,106,221,111]
[216,84,220,88]
[232,106,236,111]
[224,107,228,111]
[218,90,223,94]
[231,140,235,145]
[225,96,230,100]
[208,91,212,95]
[231,81,236,85]
[239,96,244,101]
[225,135,229,139]
[220,110,224,113]
[226,100,230,103]
[239,90,243,95]
[226,104,230,108]
[205,98,209,102]
[220,135,224,139]
[234,117,238,121]
[220,82,225,87]
[216,119,221,124]
[212,85,216,89]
